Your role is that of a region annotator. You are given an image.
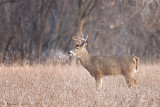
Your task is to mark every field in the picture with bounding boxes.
[0,63,160,106]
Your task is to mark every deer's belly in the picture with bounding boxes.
[102,66,122,75]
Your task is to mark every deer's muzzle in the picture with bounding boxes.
[69,51,74,56]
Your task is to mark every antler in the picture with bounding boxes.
[72,33,88,43]
[72,36,82,43]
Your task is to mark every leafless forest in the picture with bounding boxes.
[0,0,160,63]
[0,0,160,106]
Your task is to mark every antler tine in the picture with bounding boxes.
[80,33,88,42]
[81,33,84,38]
[72,36,81,42]
[72,36,85,42]
[72,33,88,43]
[85,35,88,41]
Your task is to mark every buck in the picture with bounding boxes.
[69,34,139,89]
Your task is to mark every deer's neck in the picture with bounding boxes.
[79,48,91,68]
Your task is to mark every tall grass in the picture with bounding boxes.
[0,63,160,106]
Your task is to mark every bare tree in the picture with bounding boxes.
[38,0,55,58]
[71,0,98,37]
[0,0,160,63]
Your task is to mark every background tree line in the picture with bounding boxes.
[0,0,160,64]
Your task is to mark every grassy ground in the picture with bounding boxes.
[0,63,160,106]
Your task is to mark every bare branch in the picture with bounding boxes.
[71,0,79,19]
[82,0,98,19]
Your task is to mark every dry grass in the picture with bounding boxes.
[0,63,160,106]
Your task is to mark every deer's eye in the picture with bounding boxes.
[74,46,78,49]
[75,47,79,50]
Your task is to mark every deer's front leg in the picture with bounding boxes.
[95,75,103,90]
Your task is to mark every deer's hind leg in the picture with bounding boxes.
[124,75,138,88]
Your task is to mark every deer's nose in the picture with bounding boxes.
[69,51,73,56]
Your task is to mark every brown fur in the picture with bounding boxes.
[69,39,139,89]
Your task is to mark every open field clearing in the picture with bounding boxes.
[0,63,160,106]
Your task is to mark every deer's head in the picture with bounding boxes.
[69,34,88,57]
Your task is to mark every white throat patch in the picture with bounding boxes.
[134,68,137,73]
